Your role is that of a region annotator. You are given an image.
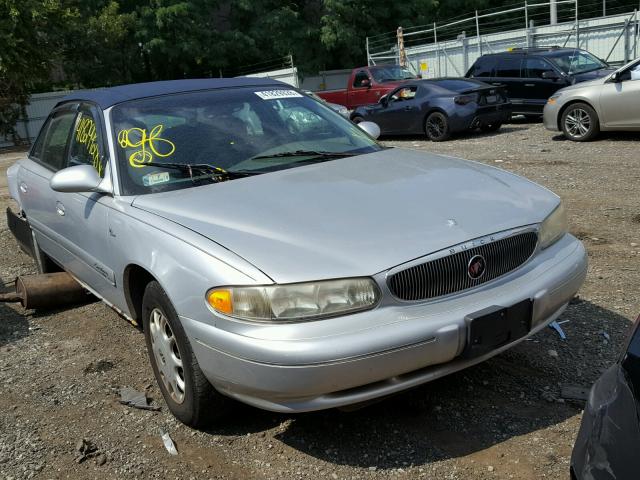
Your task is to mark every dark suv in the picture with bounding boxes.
[466,47,613,117]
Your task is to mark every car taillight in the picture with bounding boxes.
[454,94,477,105]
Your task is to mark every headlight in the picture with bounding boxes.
[539,202,567,248]
[206,278,381,322]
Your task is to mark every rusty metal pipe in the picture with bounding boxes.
[0,272,89,310]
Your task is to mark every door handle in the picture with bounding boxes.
[524,83,535,87]
[404,106,414,111]
[19,182,28,193]
[56,201,65,216]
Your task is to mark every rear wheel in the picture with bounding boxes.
[561,103,600,142]
[480,122,502,132]
[425,112,451,142]
[142,281,229,427]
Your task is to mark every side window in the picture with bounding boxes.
[495,57,522,78]
[68,106,107,177]
[390,86,417,102]
[523,58,552,79]
[469,57,496,77]
[39,110,77,171]
[353,71,370,88]
[29,118,50,161]
[630,62,640,81]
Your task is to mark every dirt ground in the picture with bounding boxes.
[1,120,639,480]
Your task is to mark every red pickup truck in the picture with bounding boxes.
[315,65,418,110]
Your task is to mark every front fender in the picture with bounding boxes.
[109,199,273,324]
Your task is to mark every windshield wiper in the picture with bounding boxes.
[143,162,254,180]
[251,150,356,161]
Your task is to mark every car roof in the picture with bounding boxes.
[480,47,585,58]
[56,77,286,109]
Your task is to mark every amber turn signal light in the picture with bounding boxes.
[207,289,233,314]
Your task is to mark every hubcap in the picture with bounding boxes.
[427,116,445,138]
[149,308,186,404]
[565,108,591,138]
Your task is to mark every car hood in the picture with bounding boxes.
[571,68,615,83]
[132,148,558,283]
[557,75,609,94]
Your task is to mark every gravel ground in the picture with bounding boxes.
[1,120,639,480]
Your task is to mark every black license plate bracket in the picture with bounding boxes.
[462,299,533,359]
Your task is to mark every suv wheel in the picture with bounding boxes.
[425,112,451,141]
[561,103,600,142]
[142,281,229,427]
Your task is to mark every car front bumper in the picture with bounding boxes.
[543,101,561,131]
[182,234,587,413]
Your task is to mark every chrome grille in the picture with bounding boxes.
[387,231,538,301]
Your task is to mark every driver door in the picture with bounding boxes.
[55,103,118,296]
[373,86,419,134]
[599,63,640,128]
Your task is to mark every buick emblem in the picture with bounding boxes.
[467,255,486,280]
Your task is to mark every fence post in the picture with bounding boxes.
[475,10,482,56]
[434,22,440,78]
[366,37,371,66]
[461,31,469,74]
[624,18,630,62]
[575,0,580,47]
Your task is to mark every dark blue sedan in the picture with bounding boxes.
[351,78,512,141]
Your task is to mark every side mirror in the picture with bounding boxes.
[361,78,371,88]
[357,121,381,139]
[541,70,560,80]
[380,95,388,107]
[618,70,632,82]
[50,165,106,193]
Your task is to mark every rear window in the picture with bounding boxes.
[468,56,496,77]
[495,57,522,78]
[432,79,481,92]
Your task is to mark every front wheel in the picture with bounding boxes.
[351,115,364,124]
[142,281,229,427]
[425,112,451,142]
[561,103,600,142]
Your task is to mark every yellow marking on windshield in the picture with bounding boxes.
[117,125,176,168]
[75,117,103,176]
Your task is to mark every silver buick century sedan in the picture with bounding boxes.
[7,78,587,427]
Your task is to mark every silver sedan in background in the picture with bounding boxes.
[544,57,640,141]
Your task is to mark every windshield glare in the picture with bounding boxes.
[547,50,606,75]
[370,66,418,83]
[111,87,381,195]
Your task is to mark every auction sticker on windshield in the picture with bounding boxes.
[142,171,170,187]
[254,90,303,100]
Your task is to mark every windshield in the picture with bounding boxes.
[111,87,381,195]
[546,50,607,75]
[370,66,418,83]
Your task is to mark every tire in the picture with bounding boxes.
[142,281,228,427]
[561,102,600,142]
[425,112,451,141]
[351,115,364,124]
[480,122,502,132]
